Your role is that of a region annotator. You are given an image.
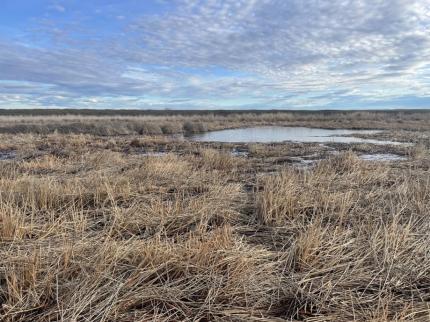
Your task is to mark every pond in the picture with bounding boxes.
[189,126,403,145]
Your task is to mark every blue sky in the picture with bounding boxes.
[1,0,430,110]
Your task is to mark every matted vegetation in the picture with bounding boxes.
[0,112,429,321]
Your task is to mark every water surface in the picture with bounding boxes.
[0,151,16,160]
[359,153,407,161]
[190,126,402,145]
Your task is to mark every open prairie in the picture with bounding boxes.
[0,111,430,321]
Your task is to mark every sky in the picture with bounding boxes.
[0,0,430,110]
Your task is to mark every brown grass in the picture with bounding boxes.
[0,115,429,321]
[0,110,429,136]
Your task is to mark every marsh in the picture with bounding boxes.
[0,111,429,321]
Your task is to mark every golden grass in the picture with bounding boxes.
[0,126,429,321]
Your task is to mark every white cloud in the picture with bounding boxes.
[1,0,430,109]
[49,3,66,13]
[130,0,430,87]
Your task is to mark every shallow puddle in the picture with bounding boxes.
[359,153,407,161]
[190,126,403,145]
[231,148,249,157]
[0,151,16,161]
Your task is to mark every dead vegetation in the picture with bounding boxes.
[0,113,429,321]
[0,110,429,136]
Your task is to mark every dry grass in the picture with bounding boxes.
[0,116,429,321]
[0,110,429,136]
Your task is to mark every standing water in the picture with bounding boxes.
[189,126,403,145]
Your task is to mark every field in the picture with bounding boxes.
[0,110,429,321]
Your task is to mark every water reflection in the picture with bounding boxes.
[190,126,403,145]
